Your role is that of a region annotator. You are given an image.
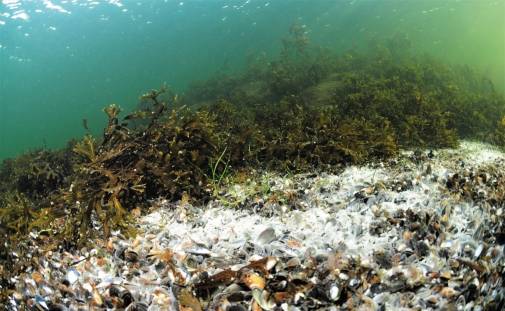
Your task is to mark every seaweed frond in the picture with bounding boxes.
[0,192,36,235]
[73,135,97,162]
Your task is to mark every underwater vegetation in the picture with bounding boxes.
[1,25,505,301]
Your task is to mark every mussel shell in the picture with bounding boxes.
[421,239,432,255]
[252,288,275,311]
[241,271,265,291]
[185,246,211,255]
[374,248,392,269]
[125,302,148,311]
[226,305,248,311]
[398,292,416,307]
[369,283,387,295]
[455,295,466,309]
[109,285,122,298]
[39,283,55,296]
[182,255,200,271]
[227,238,246,249]
[124,250,139,262]
[66,267,80,285]
[121,289,134,306]
[115,247,127,260]
[279,234,302,249]
[255,227,276,245]
[347,278,360,290]
[328,282,342,301]
[47,302,69,311]
[285,257,301,267]
[34,295,49,311]
[474,242,488,260]
[61,278,70,287]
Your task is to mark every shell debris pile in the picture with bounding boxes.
[6,141,505,310]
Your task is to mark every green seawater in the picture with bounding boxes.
[0,0,504,160]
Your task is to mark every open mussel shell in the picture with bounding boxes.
[124,250,139,262]
[328,281,343,301]
[95,275,116,289]
[285,257,301,268]
[252,288,276,311]
[185,246,211,255]
[179,255,199,272]
[66,267,80,285]
[255,227,276,245]
[241,271,265,290]
[473,242,489,260]
[265,256,278,271]
[121,289,135,307]
[38,282,55,296]
[279,234,303,249]
[108,285,136,308]
[227,238,246,249]
[150,286,170,303]
[34,295,49,311]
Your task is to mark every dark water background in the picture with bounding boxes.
[0,0,504,160]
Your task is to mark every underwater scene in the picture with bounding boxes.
[1,0,505,310]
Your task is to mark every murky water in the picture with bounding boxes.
[1,0,504,159]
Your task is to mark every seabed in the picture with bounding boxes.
[6,140,505,311]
